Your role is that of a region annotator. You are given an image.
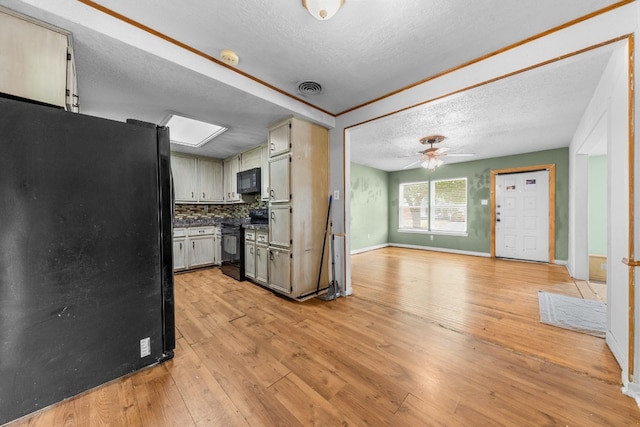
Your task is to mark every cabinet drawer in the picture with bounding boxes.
[188,227,214,236]
[245,230,256,241]
[173,228,187,238]
[256,231,268,244]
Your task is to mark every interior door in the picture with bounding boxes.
[495,170,550,262]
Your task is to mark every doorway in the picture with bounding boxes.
[490,164,556,263]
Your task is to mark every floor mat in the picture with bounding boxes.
[538,291,607,338]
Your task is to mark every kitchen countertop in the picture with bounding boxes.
[173,217,242,228]
[243,223,269,231]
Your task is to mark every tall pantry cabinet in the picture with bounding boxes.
[267,117,330,300]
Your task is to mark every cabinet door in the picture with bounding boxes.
[269,247,290,294]
[269,154,290,203]
[0,11,69,108]
[198,158,223,202]
[268,120,291,157]
[245,242,256,280]
[224,155,241,202]
[255,244,268,285]
[213,229,222,265]
[241,146,262,171]
[189,236,214,267]
[66,46,79,112]
[269,204,291,248]
[173,238,187,270]
[171,154,197,202]
[261,144,270,201]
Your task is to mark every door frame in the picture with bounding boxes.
[490,164,556,262]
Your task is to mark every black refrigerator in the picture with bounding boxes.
[0,96,175,425]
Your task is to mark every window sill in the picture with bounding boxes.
[397,229,468,237]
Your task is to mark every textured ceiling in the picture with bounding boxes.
[350,45,617,171]
[86,0,621,114]
[0,0,625,167]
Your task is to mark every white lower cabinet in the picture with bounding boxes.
[189,235,214,268]
[214,227,221,267]
[269,205,290,247]
[255,243,268,285]
[244,230,256,280]
[245,229,268,286]
[173,226,220,271]
[268,247,291,295]
[173,229,187,271]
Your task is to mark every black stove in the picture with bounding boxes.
[220,209,269,281]
[220,219,246,281]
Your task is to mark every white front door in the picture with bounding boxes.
[495,170,550,262]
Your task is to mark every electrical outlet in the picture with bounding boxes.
[601,263,607,270]
[333,190,340,200]
[430,235,434,241]
[140,337,151,358]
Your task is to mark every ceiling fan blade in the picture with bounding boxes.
[435,146,450,154]
[402,159,421,169]
[446,153,475,157]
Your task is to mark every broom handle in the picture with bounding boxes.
[316,195,333,294]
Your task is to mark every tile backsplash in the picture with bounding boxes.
[174,199,267,221]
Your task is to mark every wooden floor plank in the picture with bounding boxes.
[168,338,249,426]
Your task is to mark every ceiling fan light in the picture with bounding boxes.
[302,0,345,20]
[421,157,443,170]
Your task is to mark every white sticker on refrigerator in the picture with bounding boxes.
[140,337,151,358]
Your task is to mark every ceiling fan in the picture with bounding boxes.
[402,135,474,170]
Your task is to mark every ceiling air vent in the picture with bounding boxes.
[297,80,323,96]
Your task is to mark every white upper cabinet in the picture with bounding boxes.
[261,144,270,201]
[0,8,77,111]
[198,158,224,203]
[171,153,223,204]
[268,154,290,203]
[268,120,291,157]
[223,155,242,203]
[240,146,262,171]
[171,154,198,202]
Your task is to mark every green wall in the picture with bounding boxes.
[588,155,607,255]
[387,148,570,260]
[350,163,389,251]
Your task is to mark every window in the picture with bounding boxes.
[399,178,467,234]
[399,181,430,230]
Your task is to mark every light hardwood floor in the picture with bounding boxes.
[6,247,640,426]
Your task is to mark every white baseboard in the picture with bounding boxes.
[351,243,390,255]
[351,243,567,264]
[389,243,490,258]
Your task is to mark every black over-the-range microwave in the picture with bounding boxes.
[237,167,261,194]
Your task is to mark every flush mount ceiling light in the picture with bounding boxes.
[302,0,345,20]
[161,113,227,148]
